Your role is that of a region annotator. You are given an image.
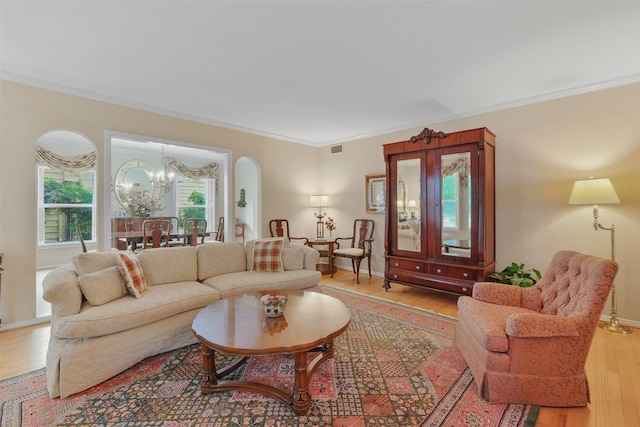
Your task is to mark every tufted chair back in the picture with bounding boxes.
[535,250,618,320]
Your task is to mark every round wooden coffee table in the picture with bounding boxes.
[192,290,351,415]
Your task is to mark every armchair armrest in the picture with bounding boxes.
[42,265,83,319]
[472,282,524,306]
[290,237,309,245]
[506,312,580,338]
[334,236,354,250]
[473,282,542,311]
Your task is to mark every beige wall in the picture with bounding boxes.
[1,80,639,328]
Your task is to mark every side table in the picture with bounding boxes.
[306,240,335,275]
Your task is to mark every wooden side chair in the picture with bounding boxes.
[269,218,309,244]
[331,218,375,284]
[183,218,207,246]
[75,221,88,253]
[209,217,224,242]
[142,219,172,249]
[234,218,245,243]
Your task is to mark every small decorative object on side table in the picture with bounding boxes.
[261,294,287,317]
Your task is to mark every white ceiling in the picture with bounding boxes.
[2,1,639,146]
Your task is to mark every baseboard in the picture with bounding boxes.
[0,316,51,331]
[598,314,639,330]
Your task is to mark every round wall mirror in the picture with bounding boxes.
[114,160,156,208]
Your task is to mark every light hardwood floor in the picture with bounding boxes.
[1,269,638,427]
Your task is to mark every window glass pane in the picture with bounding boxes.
[44,170,94,204]
[442,173,458,228]
[44,207,93,243]
[177,179,210,228]
[41,168,95,244]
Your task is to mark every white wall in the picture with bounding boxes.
[1,80,639,328]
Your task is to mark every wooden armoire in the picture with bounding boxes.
[383,127,496,296]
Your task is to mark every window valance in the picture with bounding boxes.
[35,145,97,173]
[165,157,219,192]
[442,158,469,186]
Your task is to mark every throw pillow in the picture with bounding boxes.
[72,252,119,276]
[78,266,128,306]
[117,251,148,298]
[245,237,289,270]
[251,239,284,272]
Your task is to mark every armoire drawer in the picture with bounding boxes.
[430,264,476,281]
[388,258,427,273]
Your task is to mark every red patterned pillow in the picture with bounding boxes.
[117,252,148,298]
[252,239,284,272]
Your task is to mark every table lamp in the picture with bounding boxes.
[310,195,329,240]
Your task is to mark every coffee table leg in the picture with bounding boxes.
[201,343,218,393]
[292,351,311,415]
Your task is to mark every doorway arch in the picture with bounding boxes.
[234,157,261,241]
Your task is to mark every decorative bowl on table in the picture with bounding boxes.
[261,294,287,317]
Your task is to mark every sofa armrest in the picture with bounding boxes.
[301,244,320,271]
[42,265,83,318]
[506,312,580,338]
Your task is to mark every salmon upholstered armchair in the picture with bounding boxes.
[454,250,619,407]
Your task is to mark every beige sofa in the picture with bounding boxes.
[42,239,322,398]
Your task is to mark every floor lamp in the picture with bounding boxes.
[569,178,633,334]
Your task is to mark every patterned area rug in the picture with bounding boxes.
[0,286,538,426]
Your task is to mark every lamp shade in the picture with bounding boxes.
[408,200,418,209]
[568,178,620,205]
[310,195,329,208]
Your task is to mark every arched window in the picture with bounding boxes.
[36,131,97,246]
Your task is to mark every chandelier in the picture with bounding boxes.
[148,144,174,194]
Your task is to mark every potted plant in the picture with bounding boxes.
[490,263,541,288]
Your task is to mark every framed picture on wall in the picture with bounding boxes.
[365,173,386,214]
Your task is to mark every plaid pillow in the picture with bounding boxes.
[117,252,148,298]
[252,239,284,272]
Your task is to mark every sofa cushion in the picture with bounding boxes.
[77,266,128,306]
[137,246,198,286]
[251,239,284,272]
[53,281,221,339]
[282,246,304,271]
[201,269,322,298]
[197,242,247,280]
[117,252,148,298]
[72,252,119,276]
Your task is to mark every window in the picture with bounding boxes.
[442,173,459,229]
[38,167,96,245]
[176,177,215,230]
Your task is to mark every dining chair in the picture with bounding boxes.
[142,219,172,249]
[331,218,375,284]
[183,218,207,246]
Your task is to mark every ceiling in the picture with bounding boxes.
[2,1,639,146]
